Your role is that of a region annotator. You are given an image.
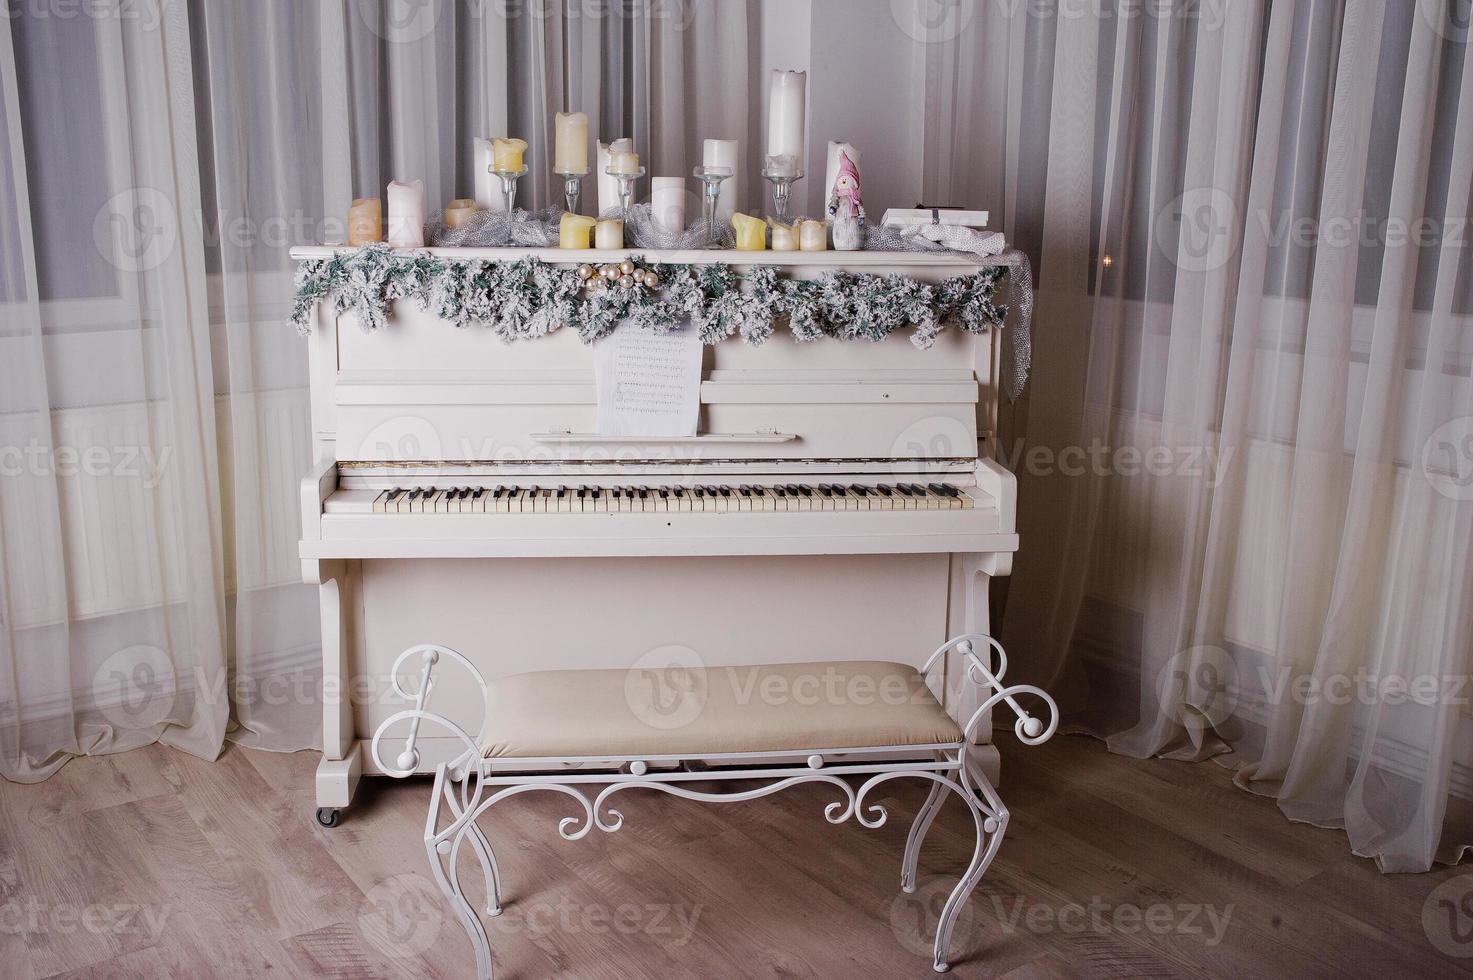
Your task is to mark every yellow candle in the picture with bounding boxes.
[559,213,596,249]
[444,198,478,229]
[732,212,766,251]
[492,137,527,171]
[769,219,799,251]
[594,218,624,249]
[346,197,382,245]
[554,112,589,174]
[799,218,828,251]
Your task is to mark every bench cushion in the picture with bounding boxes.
[479,660,963,759]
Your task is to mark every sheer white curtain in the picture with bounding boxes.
[916,0,1472,872]
[0,0,754,779]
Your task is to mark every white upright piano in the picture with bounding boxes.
[292,246,1020,821]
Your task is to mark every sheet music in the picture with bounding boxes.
[594,321,703,437]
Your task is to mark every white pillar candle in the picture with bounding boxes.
[595,218,624,249]
[474,138,508,211]
[824,141,859,206]
[766,70,806,169]
[554,112,589,174]
[702,138,739,220]
[385,179,425,248]
[652,177,685,234]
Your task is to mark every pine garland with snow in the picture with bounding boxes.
[291,243,1007,349]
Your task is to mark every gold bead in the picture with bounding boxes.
[619,259,635,276]
[601,264,619,280]
[618,274,635,289]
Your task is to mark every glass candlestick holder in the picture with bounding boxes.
[555,171,585,214]
[490,164,529,213]
[605,166,646,214]
[692,165,733,247]
[760,167,804,224]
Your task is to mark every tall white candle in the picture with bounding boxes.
[766,70,806,170]
[702,138,739,220]
[385,179,425,247]
[474,138,508,211]
[824,141,859,206]
[652,177,686,234]
[554,112,589,174]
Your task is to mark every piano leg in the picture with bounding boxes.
[308,558,362,821]
[949,552,1001,785]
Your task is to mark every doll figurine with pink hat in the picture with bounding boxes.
[826,149,865,251]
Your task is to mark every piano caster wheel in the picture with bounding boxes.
[315,807,342,828]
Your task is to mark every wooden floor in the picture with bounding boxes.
[0,735,1468,979]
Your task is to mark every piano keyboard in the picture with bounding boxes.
[363,483,972,514]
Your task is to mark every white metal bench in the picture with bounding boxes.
[369,634,1057,977]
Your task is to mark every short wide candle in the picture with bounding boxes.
[799,219,828,251]
[492,137,527,170]
[559,213,596,248]
[595,218,625,249]
[444,198,478,229]
[769,219,799,251]
[732,212,766,251]
[347,197,382,245]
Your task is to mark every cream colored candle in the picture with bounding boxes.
[346,197,382,246]
[799,219,828,251]
[769,219,799,251]
[732,212,766,251]
[608,137,639,174]
[594,218,624,249]
[703,138,739,220]
[385,179,425,247]
[492,137,527,170]
[443,198,478,229]
[559,213,596,249]
[554,112,589,174]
